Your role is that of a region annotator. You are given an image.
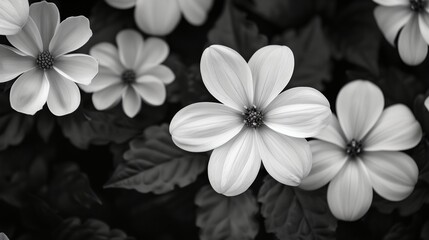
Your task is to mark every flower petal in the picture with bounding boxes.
[133,76,166,105]
[0,45,35,82]
[79,67,121,93]
[336,80,384,141]
[46,70,81,116]
[425,96,429,111]
[105,0,137,9]
[49,16,92,57]
[200,45,253,111]
[363,151,418,201]
[122,85,141,118]
[0,0,29,35]
[92,83,124,110]
[7,17,42,57]
[373,0,409,6]
[248,45,294,109]
[54,54,98,85]
[116,29,144,69]
[90,42,124,75]
[141,65,175,84]
[10,68,49,115]
[398,15,428,65]
[374,6,412,45]
[29,1,60,50]
[208,129,261,196]
[327,159,373,221]
[134,0,181,36]
[419,13,429,45]
[364,104,422,151]
[315,115,347,148]
[136,38,169,74]
[177,0,213,25]
[256,127,312,186]
[264,87,331,138]
[300,140,348,190]
[169,102,244,152]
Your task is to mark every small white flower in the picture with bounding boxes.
[105,0,213,36]
[170,45,332,196]
[300,80,422,221]
[373,0,429,65]
[81,29,174,118]
[0,0,29,35]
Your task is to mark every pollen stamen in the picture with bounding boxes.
[345,139,363,158]
[410,0,427,12]
[121,70,136,84]
[243,106,263,128]
[36,51,55,70]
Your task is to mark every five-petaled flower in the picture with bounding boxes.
[170,45,332,196]
[300,80,422,221]
[0,0,29,36]
[373,0,429,65]
[0,1,98,116]
[105,0,213,36]
[80,29,174,118]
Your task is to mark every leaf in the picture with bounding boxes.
[105,124,208,194]
[383,223,417,240]
[272,17,332,91]
[195,185,259,240]
[258,176,337,240]
[208,0,268,60]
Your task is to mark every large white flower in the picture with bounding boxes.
[373,0,429,65]
[0,0,29,35]
[300,80,422,221]
[170,45,332,196]
[105,0,213,36]
[0,1,98,116]
[80,29,174,118]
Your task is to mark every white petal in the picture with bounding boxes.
[419,13,429,45]
[29,1,60,50]
[132,76,166,105]
[116,29,144,69]
[134,0,181,36]
[256,127,312,186]
[373,0,409,6]
[248,45,294,109]
[141,65,175,84]
[336,80,384,141]
[90,42,124,75]
[135,38,169,74]
[398,15,428,65]
[92,83,124,110]
[208,129,261,196]
[122,85,141,118]
[79,67,121,93]
[363,151,418,201]
[6,17,42,57]
[46,70,81,116]
[10,68,49,115]
[315,115,347,148]
[105,0,137,9]
[300,140,348,190]
[327,159,373,221]
[0,45,35,82]
[177,0,213,26]
[49,16,92,57]
[201,45,253,111]
[169,102,244,152]
[425,96,429,111]
[0,0,29,35]
[53,54,98,85]
[264,87,331,138]
[364,104,422,151]
[374,6,413,45]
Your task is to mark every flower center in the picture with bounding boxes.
[243,106,263,128]
[36,51,54,70]
[410,0,427,12]
[345,139,363,158]
[121,70,136,84]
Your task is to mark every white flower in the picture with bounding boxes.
[0,0,29,35]
[170,45,332,196]
[0,1,98,116]
[300,80,422,221]
[80,29,174,118]
[105,0,213,36]
[373,0,429,65]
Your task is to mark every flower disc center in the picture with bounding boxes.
[121,70,136,84]
[36,51,55,70]
[243,106,263,128]
[410,0,427,12]
[345,139,363,157]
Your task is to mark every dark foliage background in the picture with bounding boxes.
[0,0,429,239]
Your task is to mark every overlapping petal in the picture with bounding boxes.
[122,86,142,118]
[46,70,81,116]
[134,0,181,36]
[90,42,124,75]
[54,54,98,85]
[142,65,175,84]
[7,17,42,57]
[116,29,144,69]
[418,13,429,45]
[0,0,29,35]
[133,76,166,105]
[374,6,412,45]
[29,1,60,50]
[79,68,121,93]
[315,115,347,148]
[92,83,124,110]
[136,38,170,74]
[178,0,213,25]
[0,45,35,82]
[105,0,137,9]
[398,15,428,65]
